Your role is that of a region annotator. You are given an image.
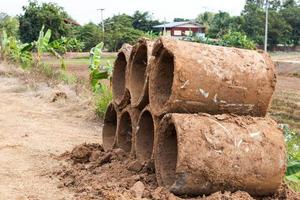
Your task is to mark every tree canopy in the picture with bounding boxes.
[19,1,72,43]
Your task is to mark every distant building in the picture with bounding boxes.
[153,21,206,38]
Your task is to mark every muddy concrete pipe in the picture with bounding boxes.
[149,37,276,117]
[116,105,140,155]
[135,106,161,162]
[102,103,119,151]
[112,43,132,109]
[155,113,286,196]
[129,38,154,109]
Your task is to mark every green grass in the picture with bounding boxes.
[43,57,115,66]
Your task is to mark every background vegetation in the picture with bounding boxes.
[1,0,300,51]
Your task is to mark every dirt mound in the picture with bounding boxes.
[54,143,300,200]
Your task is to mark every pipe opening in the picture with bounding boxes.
[113,52,127,103]
[157,122,178,187]
[130,45,148,104]
[102,104,117,151]
[118,112,132,152]
[150,49,174,111]
[136,111,154,162]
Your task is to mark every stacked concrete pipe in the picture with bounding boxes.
[155,113,286,196]
[149,37,276,117]
[112,43,132,109]
[102,37,286,197]
[129,38,154,109]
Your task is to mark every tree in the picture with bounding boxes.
[131,11,160,32]
[0,13,19,38]
[208,11,232,38]
[74,23,102,51]
[241,2,265,44]
[195,12,215,33]
[173,18,190,22]
[19,1,72,43]
[104,14,145,51]
[280,4,300,45]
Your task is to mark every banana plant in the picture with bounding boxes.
[89,42,113,92]
[33,25,66,70]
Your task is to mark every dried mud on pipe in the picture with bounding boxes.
[155,113,286,196]
[116,105,141,156]
[112,43,132,109]
[149,37,276,117]
[129,38,154,109]
[135,105,161,162]
[102,102,119,151]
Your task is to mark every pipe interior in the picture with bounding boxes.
[151,49,174,110]
[112,52,127,102]
[102,104,117,151]
[136,111,154,162]
[157,122,178,187]
[130,45,148,104]
[118,112,132,152]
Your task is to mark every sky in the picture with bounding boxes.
[0,0,246,25]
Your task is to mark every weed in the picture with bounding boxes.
[57,70,77,84]
[283,126,300,191]
[95,84,112,118]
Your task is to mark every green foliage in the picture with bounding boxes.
[208,11,232,38]
[95,84,113,118]
[280,6,300,45]
[0,29,33,69]
[89,43,113,117]
[104,14,146,51]
[19,1,72,43]
[33,26,66,70]
[196,12,215,33]
[89,42,113,92]
[221,31,256,49]
[132,11,161,33]
[0,13,19,38]
[49,37,83,54]
[283,126,300,187]
[185,31,256,50]
[74,23,103,51]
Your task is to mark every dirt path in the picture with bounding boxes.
[0,64,102,200]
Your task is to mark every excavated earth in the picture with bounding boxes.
[55,143,300,200]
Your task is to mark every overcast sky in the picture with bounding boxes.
[1,0,246,25]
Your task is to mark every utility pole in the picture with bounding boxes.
[264,0,269,52]
[97,8,105,42]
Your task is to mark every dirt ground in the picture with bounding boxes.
[0,64,102,199]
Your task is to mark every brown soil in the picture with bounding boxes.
[55,143,300,200]
[0,63,102,199]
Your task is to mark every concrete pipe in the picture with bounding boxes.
[155,113,286,196]
[102,103,119,151]
[116,106,140,155]
[135,106,161,162]
[112,43,132,109]
[149,37,276,117]
[129,38,154,109]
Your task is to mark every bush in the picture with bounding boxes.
[221,31,256,49]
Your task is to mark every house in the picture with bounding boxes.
[153,21,206,38]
